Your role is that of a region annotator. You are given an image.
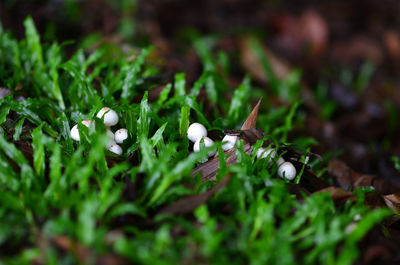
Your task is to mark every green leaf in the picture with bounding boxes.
[184,97,211,128]
[0,134,34,189]
[137,91,150,138]
[0,152,20,191]
[121,46,153,102]
[83,49,104,71]
[32,125,46,177]
[139,135,155,171]
[347,208,391,243]
[392,156,400,172]
[149,151,202,205]
[44,143,62,199]
[156,83,172,106]
[0,134,29,165]
[13,117,26,141]
[205,71,225,104]
[174,73,186,97]
[151,122,168,149]
[10,100,57,137]
[249,38,279,92]
[228,76,251,122]
[0,102,10,125]
[61,59,98,109]
[49,144,61,183]
[283,101,301,142]
[107,203,146,220]
[179,106,190,136]
[47,42,65,109]
[189,72,207,98]
[24,16,44,68]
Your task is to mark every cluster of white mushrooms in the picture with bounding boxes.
[187,123,216,157]
[187,122,297,180]
[70,107,128,155]
[256,147,297,180]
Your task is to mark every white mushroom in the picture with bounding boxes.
[81,120,92,127]
[276,157,285,167]
[106,139,116,149]
[105,130,121,154]
[221,135,237,151]
[256,147,276,163]
[193,136,216,157]
[277,162,297,180]
[96,107,119,127]
[115,128,128,144]
[187,123,207,143]
[70,120,92,141]
[70,125,80,141]
[106,129,116,147]
[107,143,123,155]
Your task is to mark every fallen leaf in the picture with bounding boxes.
[328,159,398,196]
[331,36,383,64]
[298,10,328,56]
[191,144,252,181]
[328,159,357,190]
[241,99,261,130]
[240,38,291,83]
[382,194,400,215]
[316,186,355,202]
[383,30,400,61]
[51,235,126,265]
[363,244,392,264]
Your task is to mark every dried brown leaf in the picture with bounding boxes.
[316,186,355,202]
[328,159,398,196]
[384,30,400,62]
[382,194,400,215]
[241,99,261,130]
[191,144,252,181]
[51,236,126,265]
[363,244,392,264]
[328,159,353,190]
[290,161,328,191]
[240,38,291,83]
[331,36,383,64]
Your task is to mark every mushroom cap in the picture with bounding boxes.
[70,120,92,141]
[106,139,116,149]
[221,135,237,151]
[277,161,297,180]
[115,128,128,144]
[70,124,80,141]
[107,143,123,155]
[106,130,116,148]
[193,136,216,157]
[97,107,119,127]
[276,157,285,167]
[81,119,92,127]
[256,147,276,163]
[187,123,207,143]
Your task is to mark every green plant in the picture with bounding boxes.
[0,18,391,265]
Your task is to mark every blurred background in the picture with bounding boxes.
[1,0,400,182]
